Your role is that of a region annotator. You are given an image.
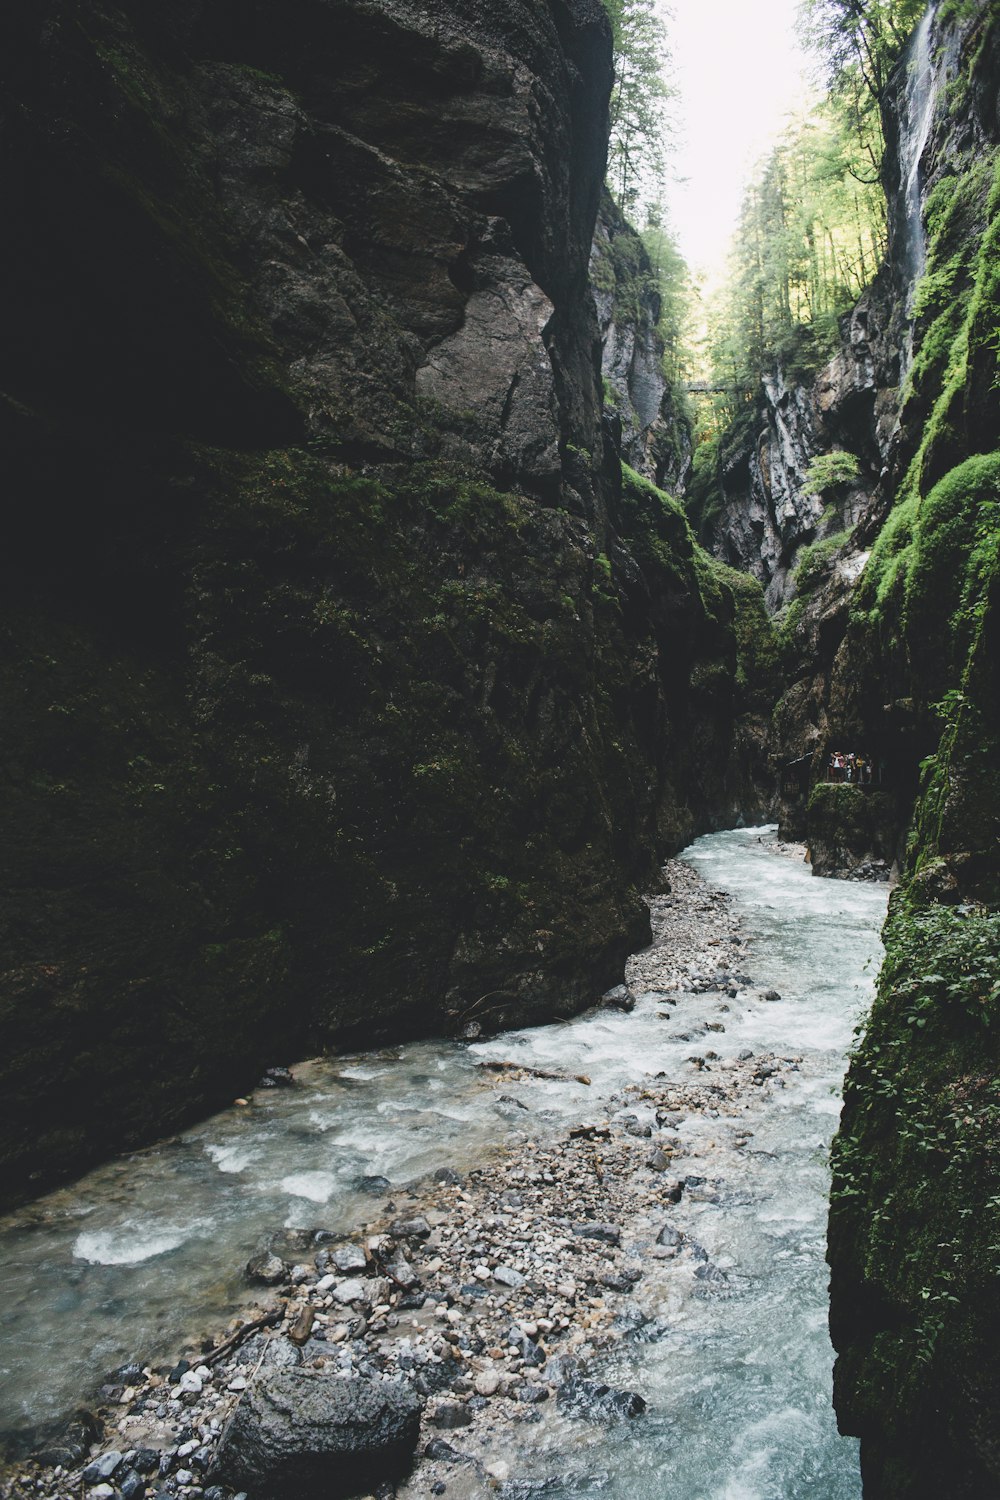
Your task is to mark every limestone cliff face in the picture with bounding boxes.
[590,189,691,490]
[704,285,895,612]
[0,0,765,1205]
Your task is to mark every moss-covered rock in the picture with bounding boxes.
[0,0,771,1206]
[805,784,898,880]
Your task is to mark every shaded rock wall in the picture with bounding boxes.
[0,0,767,1206]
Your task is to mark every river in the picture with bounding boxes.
[0,826,887,1498]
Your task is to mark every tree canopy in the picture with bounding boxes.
[798,0,927,183]
[604,0,674,215]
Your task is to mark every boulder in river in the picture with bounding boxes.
[211,1370,422,1498]
[258,1066,295,1088]
[356,1175,393,1194]
[601,984,636,1012]
[557,1377,647,1421]
[244,1252,287,1286]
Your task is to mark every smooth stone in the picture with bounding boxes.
[390,1216,431,1241]
[600,1267,642,1292]
[333,1278,369,1306]
[493,1266,525,1288]
[424,1439,459,1461]
[245,1252,287,1286]
[572,1223,620,1245]
[356,1176,392,1194]
[507,1329,545,1367]
[289,1306,316,1345]
[601,985,636,1012]
[474,1371,500,1397]
[82,1452,123,1483]
[330,1245,368,1275]
[385,1253,419,1289]
[234,1334,302,1371]
[211,1371,422,1499]
[517,1384,549,1403]
[694,1262,729,1285]
[430,1403,473,1429]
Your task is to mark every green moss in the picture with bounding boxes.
[804,451,860,494]
[712,562,782,709]
[830,891,1000,1490]
[903,451,1000,685]
[793,530,851,594]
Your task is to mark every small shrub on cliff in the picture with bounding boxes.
[804,450,860,495]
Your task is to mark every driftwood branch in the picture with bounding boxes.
[203,1309,283,1367]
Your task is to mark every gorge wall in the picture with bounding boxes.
[686,3,1000,1491]
[0,0,775,1207]
[826,5,1000,1493]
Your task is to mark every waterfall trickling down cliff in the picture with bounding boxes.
[899,6,937,313]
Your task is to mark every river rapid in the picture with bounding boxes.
[0,827,887,1499]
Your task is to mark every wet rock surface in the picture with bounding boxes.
[211,1371,421,1498]
[0,857,810,1500]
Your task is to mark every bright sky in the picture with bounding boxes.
[665,0,815,285]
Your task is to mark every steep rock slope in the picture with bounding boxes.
[818,5,1000,1496]
[0,0,769,1206]
[590,189,691,490]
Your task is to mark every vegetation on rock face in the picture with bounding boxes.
[804,450,861,494]
[824,8,1000,1492]
[792,529,852,594]
[830,892,1000,1496]
[850,144,1000,703]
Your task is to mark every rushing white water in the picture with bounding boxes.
[478,829,887,1500]
[0,827,886,1498]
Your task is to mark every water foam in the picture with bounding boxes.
[73,1222,199,1266]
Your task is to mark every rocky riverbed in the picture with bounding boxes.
[0,853,841,1500]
